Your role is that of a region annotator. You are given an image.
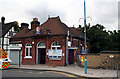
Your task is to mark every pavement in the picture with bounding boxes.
[9,64,119,79]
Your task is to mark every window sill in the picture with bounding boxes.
[49,57,62,60]
[24,56,32,59]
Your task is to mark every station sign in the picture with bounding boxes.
[36,27,40,34]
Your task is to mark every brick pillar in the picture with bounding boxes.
[22,43,25,65]
[32,43,36,64]
[46,37,49,64]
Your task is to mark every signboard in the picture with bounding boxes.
[68,41,71,47]
[79,55,81,58]
[48,50,62,57]
[57,50,62,56]
[36,27,40,34]
[109,55,114,58]
[48,50,52,56]
[81,56,83,62]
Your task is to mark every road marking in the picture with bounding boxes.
[48,71,77,77]
[48,71,85,79]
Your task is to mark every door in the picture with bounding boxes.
[10,50,22,65]
[38,48,46,64]
[68,49,74,64]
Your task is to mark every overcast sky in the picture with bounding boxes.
[0,0,119,31]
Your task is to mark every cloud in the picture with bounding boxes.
[27,2,66,24]
[86,1,118,30]
[118,1,120,30]
[0,0,119,31]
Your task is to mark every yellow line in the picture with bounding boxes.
[48,71,86,79]
[48,71,77,77]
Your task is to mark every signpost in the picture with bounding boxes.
[84,0,87,74]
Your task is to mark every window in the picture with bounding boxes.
[51,41,61,50]
[37,41,46,48]
[48,41,62,60]
[25,43,32,58]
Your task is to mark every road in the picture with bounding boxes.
[1,69,89,79]
[1,69,115,79]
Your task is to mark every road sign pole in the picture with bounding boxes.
[84,0,87,74]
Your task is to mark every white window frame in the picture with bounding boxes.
[51,41,61,50]
[24,43,32,59]
[49,41,62,59]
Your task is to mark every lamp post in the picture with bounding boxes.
[84,0,87,74]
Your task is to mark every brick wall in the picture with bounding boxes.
[78,53,120,69]
[21,35,67,66]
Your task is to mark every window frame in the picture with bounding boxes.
[24,43,32,59]
[49,41,62,60]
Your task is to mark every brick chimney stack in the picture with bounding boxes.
[31,17,40,30]
[21,23,29,30]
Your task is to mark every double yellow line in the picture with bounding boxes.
[48,71,85,79]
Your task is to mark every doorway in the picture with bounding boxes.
[36,41,46,64]
[68,49,74,64]
[38,48,46,64]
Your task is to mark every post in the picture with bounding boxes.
[84,0,87,74]
[65,34,68,66]
[117,64,118,78]
[19,48,21,67]
[2,37,4,49]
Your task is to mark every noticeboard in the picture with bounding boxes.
[48,50,62,56]
[48,49,62,60]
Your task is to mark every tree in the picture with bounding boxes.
[77,24,114,53]
[107,30,120,51]
[13,21,20,32]
[87,24,109,53]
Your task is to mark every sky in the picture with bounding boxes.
[0,0,119,31]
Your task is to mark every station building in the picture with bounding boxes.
[10,16,90,66]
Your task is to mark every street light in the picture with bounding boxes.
[84,0,87,74]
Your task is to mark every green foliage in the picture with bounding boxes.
[13,21,20,32]
[76,24,120,53]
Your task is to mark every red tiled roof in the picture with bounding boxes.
[69,27,84,38]
[11,26,30,38]
[40,17,69,35]
[11,16,85,39]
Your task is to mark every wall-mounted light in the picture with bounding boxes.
[62,53,64,56]
[32,41,34,44]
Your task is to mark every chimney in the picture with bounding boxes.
[21,23,29,30]
[78,25,82,33]
[31,17,40,30]
[1,17,5,24]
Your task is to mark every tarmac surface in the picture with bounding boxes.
[8,64,119,79]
